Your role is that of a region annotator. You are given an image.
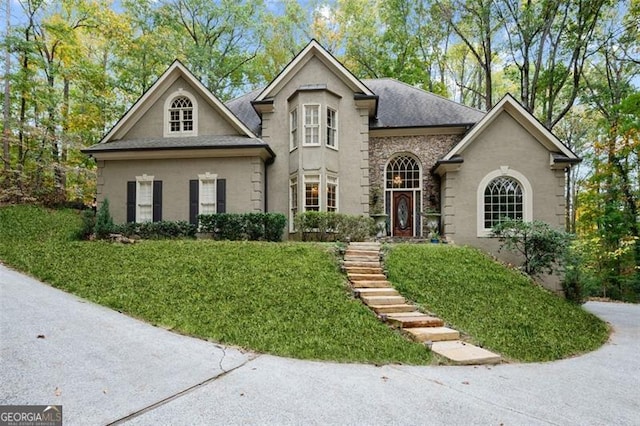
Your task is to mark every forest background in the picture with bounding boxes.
[0,0,638,299]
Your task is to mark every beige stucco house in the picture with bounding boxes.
[84,40,579,260]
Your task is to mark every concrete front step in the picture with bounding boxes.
[361,295,406,306]
[371,304,416,314]
[431,340,501,365]
[348,273,387,281]
[404,327,460,342]
[344,266,383,275]
[350,280,393,288]
[353,288,399,297]
[385,314,445,328]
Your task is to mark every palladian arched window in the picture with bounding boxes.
[483,176,523,228]
[386,155,420,189]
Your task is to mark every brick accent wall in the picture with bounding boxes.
[369,134,462,234]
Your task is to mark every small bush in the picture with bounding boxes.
[94,199,114,239]
[114,221,197,239]
[76,209,96,240]
[198,212,287,241]
[492,219,571,277]
[294,212,375,242]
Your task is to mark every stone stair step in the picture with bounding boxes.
[361,295,406,306]
[404,327,460,342]
[344,266,383,275]
[386,314,444,328]
[348,273,387,281]
[345,248,380,255]
[353,288,399,297]
[430,341,501,365]
[343,261,380,268]
[350,280,393,288]
[370,304,416,314]
[344,256,380,262]
[348,243,380,249]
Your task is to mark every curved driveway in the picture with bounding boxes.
[1,264,638,425]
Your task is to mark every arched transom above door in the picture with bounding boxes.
[385,154,422,237]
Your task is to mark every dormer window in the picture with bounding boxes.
[164,90,198,137]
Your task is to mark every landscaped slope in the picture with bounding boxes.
[0,206,430,364]
[386,244,609,362]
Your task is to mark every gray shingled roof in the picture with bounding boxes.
[83,135,274,156]
[226,88,263,135]
[363,79,485,128]
[225,78,485,132]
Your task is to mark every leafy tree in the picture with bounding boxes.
[492,219,572,278]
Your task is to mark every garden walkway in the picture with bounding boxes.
[344,241,501,365]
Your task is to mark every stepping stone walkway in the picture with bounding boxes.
[344,241,501,365]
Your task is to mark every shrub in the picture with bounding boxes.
[114,221,197,239]
[76,209,96,240]
[561,244,586,304]
[294,212,375,242]
[94,198,114,239]
[492,219,572,278]
[198,212,287,241]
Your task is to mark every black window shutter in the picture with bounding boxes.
[189,180,199,225]
[153,180,163,222]
[126,181,136,223]
[217,179,226,213]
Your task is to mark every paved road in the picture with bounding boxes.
[1,264,638,425]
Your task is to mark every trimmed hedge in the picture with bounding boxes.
[294,211,375,242]
[198,212,287,241]
[114,220,197,239]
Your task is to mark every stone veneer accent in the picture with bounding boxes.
[369,134,462,235]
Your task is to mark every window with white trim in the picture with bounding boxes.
[164,91,197,137]
[477,167,533,237]
[169,96,193,133]
[290,108,298,150]
[199,173,217,215]
[327,175,338,212]
[326,107,337,149]
[304,175,320,211]
[303,105,320,145]
[290,176,298,231]
[483,176,523,229]
[136,175,154,223]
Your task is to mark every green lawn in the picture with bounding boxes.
[0,206,609,364]
[0,205,430,364]
[386,244,609,362]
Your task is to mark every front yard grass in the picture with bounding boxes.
[0,206,431,364]
[386,244,610,362]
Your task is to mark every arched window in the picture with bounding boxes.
[169,96,193,133]
[476,167,533,236]
[164,91,197,137]
[386,155,420,189]
[484,176,523,228]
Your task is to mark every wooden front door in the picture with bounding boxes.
[393,191,413,237]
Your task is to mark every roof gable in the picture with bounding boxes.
[101,60,257,143]
[255,39,374,102]
[442,94,579,161]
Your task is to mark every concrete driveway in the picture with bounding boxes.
[1,264,638,425]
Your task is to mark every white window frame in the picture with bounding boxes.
[326,175,338,213]
[304,174,321,211]
[198,172,217,216]
[476,167,533,237]
[326,107,338,150]
[136,174,154,223]
[289,176,298,232]
[290,107,299,151]
[303,104,320,146]
[163,90,198,137]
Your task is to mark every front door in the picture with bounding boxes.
[393,191,413,237]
